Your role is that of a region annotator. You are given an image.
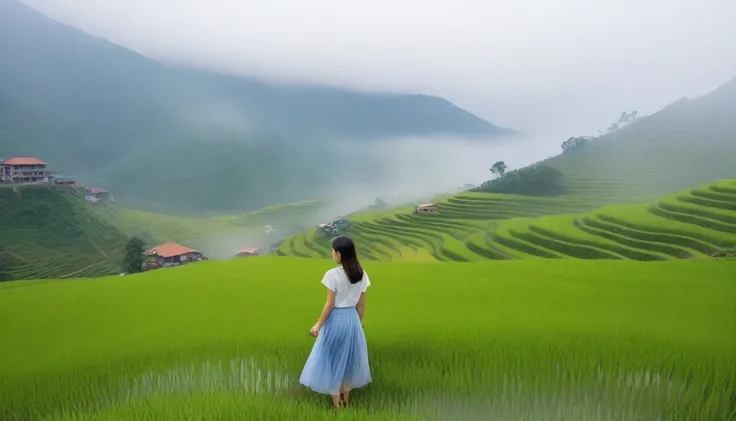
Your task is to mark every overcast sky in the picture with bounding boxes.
[24,0,736,135]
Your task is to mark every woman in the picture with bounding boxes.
[299,236,372,409]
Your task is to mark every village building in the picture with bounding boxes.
[145,242,204,267]
[414,203,439,214]
[0,157,49,183]
[234,248,259,257]
[316,222,335,233]
[51,174,76,187]
[85,187,113,203]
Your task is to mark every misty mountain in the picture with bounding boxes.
[544,75,736,201]
[0,0,514,214]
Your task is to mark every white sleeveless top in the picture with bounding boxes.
[321,267,371,308]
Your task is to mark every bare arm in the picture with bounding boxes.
[356,291,366,322]
[314,288,336,330]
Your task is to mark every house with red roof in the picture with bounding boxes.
[234,247,260,257]
[0,157,49,183]
[84,187,113,203]
[145,242,205,267]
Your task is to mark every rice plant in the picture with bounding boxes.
[1,258,734,420]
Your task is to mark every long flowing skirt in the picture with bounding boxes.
[299,307,371,395]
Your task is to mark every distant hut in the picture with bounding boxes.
[234,248,260,257]
[146,242,204,267]
[316,222,334,233]
[414,203,438,214]
[85,187,113,203]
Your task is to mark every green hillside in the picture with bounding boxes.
[1,258,734,420]
[279,77,736,261]
[0,186,329,281]
[0,186,129,280]
[280,180,736,261]
[545,79,736,203]
[0,0,513,215]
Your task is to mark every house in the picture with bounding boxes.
[316,222,335,233]
[85,187,113,203]
[51,174,76,187]
[414,203,438,214]
[146,242,204,266]
[0,157,49,183]
[234,248,259,257]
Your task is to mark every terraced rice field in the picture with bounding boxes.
[281,180,736,261]
[0,186,329,280]
[0,187,131,280]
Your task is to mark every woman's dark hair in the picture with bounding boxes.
[332,236,364,284]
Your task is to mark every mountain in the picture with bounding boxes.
[0,0,514,214]
[537,75,736,203]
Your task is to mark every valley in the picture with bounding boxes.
[0,0,735,419]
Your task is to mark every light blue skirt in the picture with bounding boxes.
[299,307,371,395]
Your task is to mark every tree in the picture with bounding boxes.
[605,110,639,133]
[473,165,564,196]
[489,161,507,178]
[123,237,145,274]
[0,245,8,282]
[561,136,590,154]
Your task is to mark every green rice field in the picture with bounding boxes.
[280,179,736,262]
[1,258,734,420]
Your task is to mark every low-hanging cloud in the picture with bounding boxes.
[310,132,566,221]
[22,0,736,135]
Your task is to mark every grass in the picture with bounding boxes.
[0,258,734,420]
[281,180,736,262]
[0,186,328,280]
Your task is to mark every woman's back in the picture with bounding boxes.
[322,267,371,308]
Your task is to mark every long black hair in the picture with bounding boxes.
[332,236,364,284]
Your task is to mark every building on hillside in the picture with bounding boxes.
[234,248,259,257]
[413,203,438,214]
[51,174,76,187]
[316,222,335,233]
[0,157,49,183]
[146,242,205,267]
[85,187,113,203]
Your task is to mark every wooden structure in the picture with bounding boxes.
[234,248,260,257]
[414,203,438,214]
[0,157,49,183]
[146,242,204,266]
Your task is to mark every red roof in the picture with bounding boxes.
[1,157,47,166]
[152,242,199,258]
[237,248,259,254]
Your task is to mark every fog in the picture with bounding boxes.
[194,131,563,259]
[321,133,564,214]
[10,0,736,257]
[23,0,736,135]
